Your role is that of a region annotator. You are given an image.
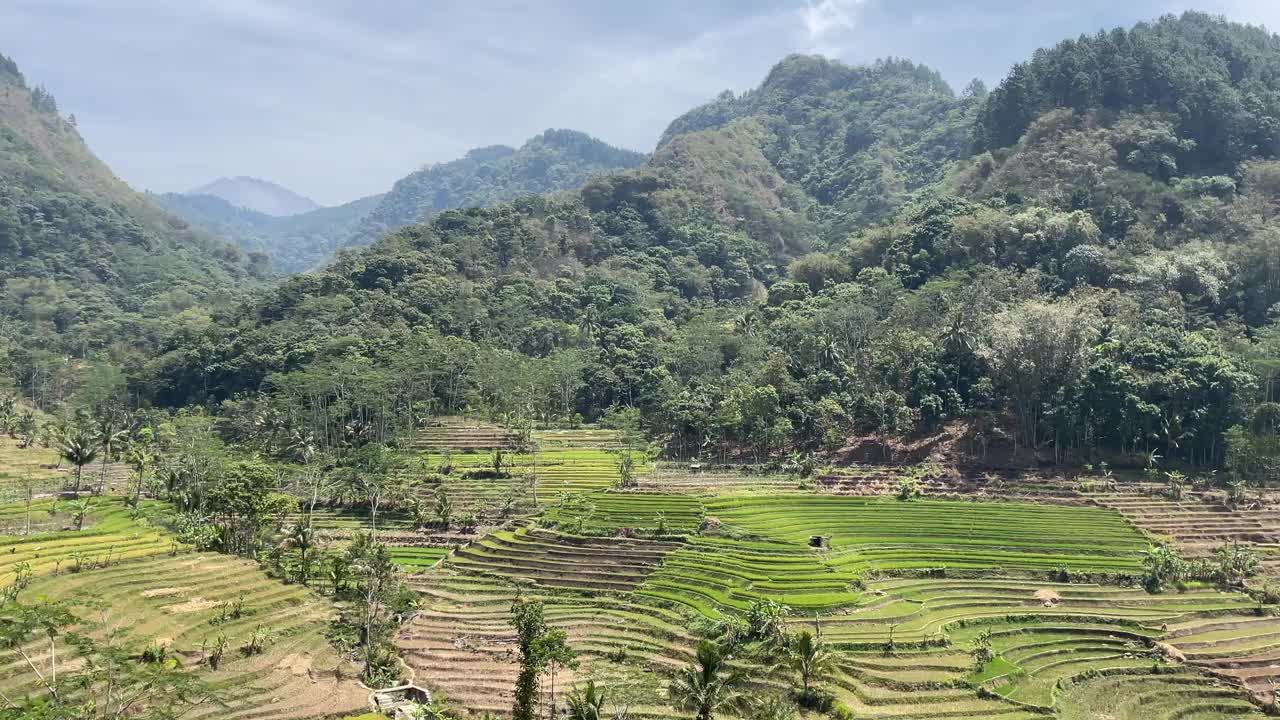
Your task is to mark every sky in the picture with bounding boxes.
[3,1,1280,206]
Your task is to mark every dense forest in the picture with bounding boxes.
[0,53,260,412]
[6,12,1280,481]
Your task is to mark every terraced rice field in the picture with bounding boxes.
[411,417,518,451]
[0,497,177,581]
[407,544,1269,719]
[402,568,689,718]
[395,466,1275,718]
[1165,614,1280,701]
[639,463,800,495]
[1056,670,1267,719]
[544,491,703,534]
[451,526,681,591]
[707,495,1147,574]
[5,553,368,720]
[1093,492,1280,573]
[0,438,69,500]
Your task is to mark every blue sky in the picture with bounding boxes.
[3,1,1279,205]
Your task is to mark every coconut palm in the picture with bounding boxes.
[278,522,317,585]
[788,630,833,697]
[125,431,158,505]
[59,425,100,493]
[668,641,745,720]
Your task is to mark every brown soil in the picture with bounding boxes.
[1033,589,1061,606]
[835,419,1020,468]
[164,598,218,614]
[276,653,314,677]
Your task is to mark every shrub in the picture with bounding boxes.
[896,477,921,501]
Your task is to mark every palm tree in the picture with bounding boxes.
[566,680,607,720]
[125,433,157,505]
[788,630,833,697]
[577,305,602,345]
[668,641,745,720]
[59,426,100,493]
[278,523,317,585]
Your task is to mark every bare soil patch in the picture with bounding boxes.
[164,597,218,614]
[142,586,189,598]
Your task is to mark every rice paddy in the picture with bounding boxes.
[2,419,1276,718]
[3,553,368,720]
[386,422,1278,717]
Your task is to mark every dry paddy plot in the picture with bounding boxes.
[401,568,693,718]
[451,526,682,592]
[1093,492,1280,571]
[0,437,68,500]
[8,553,368,720]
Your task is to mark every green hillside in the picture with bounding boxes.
[133,13,1279,480]
[0,54,257,405]
[348,128,648,246]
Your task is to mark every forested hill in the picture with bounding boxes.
[0,52,258,404]
[135,12,1280,480]
[656,55,978,235]
[155,191,383,274]
[347,128,648,247]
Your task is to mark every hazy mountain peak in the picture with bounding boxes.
[188,175,319,217]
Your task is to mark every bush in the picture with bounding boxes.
[896,477,921,501]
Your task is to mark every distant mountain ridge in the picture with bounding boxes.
[348,128,647,246]
[154,191,383,274]
[188,176,320,216]
[163,129,647,272]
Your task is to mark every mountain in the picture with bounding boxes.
[188,176,320,216]
[348,128,647,246]
[162,129,644,272]
[141,12,1280,480]
[0,52,255,397]
[649,55,978,252]
[141,55,980,404]
[154,191,383,274]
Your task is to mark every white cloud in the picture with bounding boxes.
[800,0,867,54]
